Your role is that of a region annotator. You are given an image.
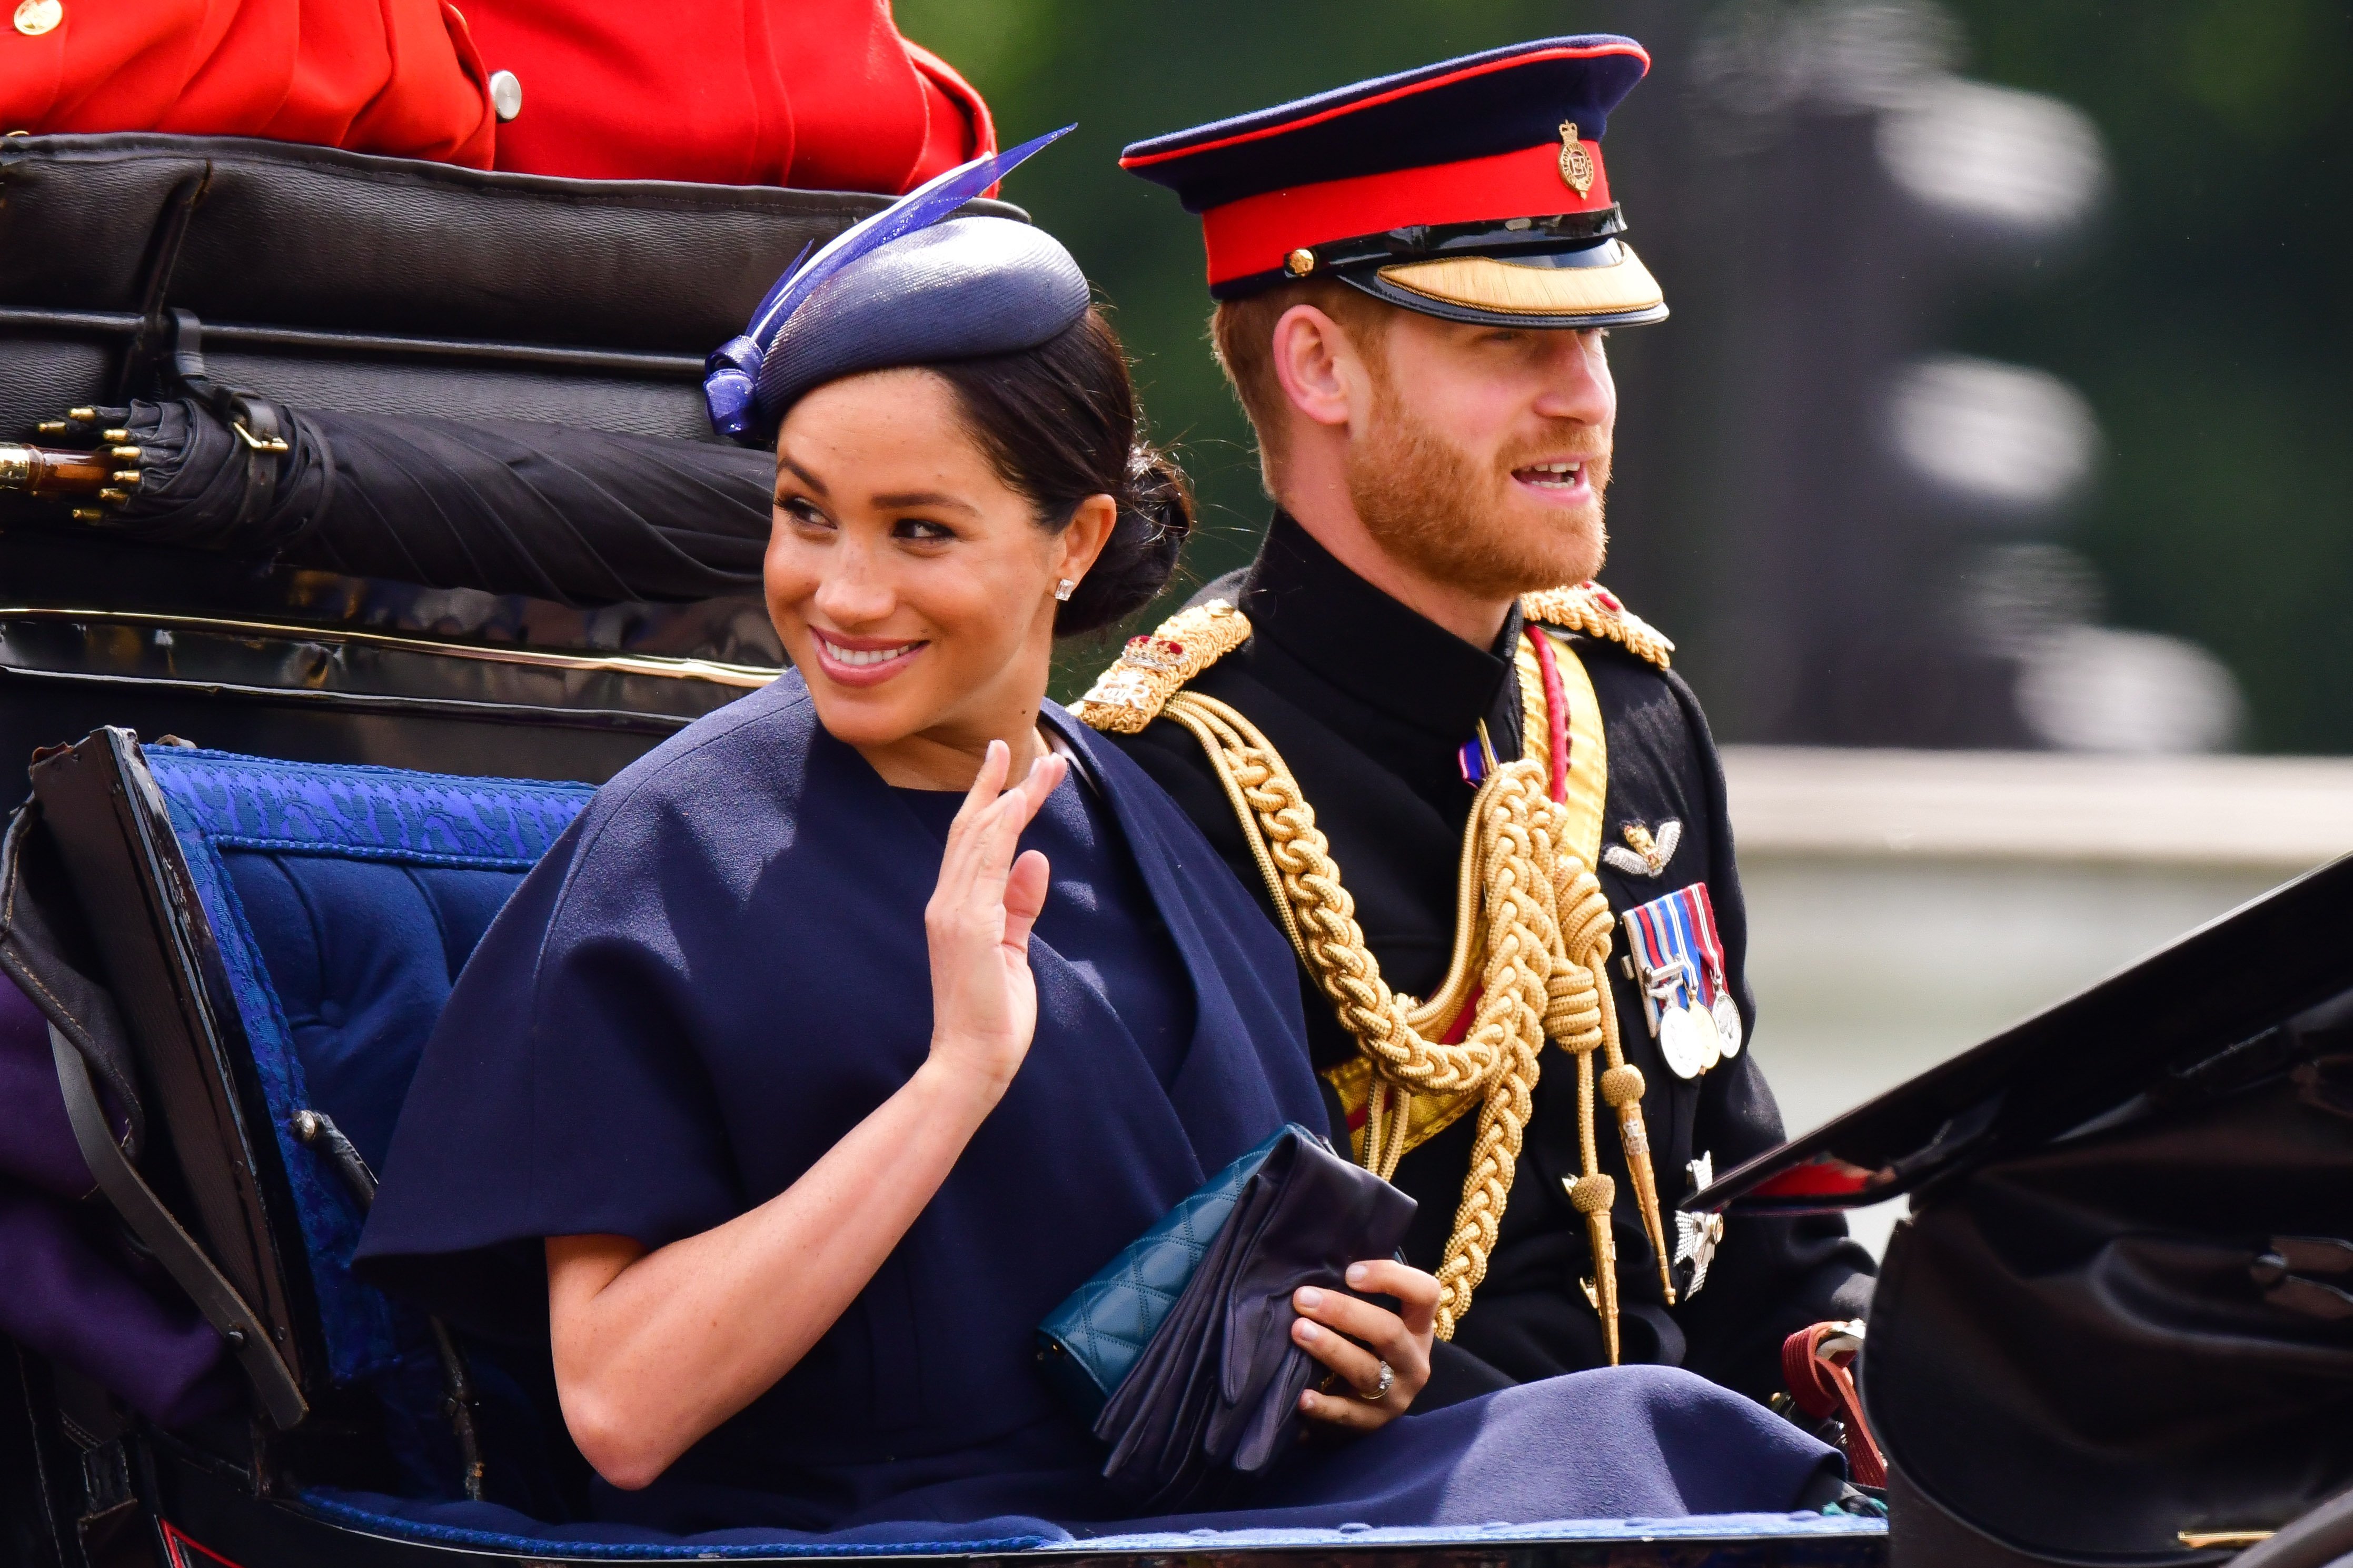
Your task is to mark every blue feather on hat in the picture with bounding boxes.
[704,126,1079,443]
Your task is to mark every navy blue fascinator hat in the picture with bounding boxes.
[706,127,1088,443]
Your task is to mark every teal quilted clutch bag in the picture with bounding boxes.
[1034,1125,1300,1417]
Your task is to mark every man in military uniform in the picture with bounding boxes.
[1081,37,1875,1405]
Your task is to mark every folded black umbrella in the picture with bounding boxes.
[1093,1127,1416,1513]
[54,398,773,608]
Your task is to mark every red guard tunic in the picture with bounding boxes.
[0,0,991,192]
[0,0,497,165]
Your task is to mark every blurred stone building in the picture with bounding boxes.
[1595,1,2241,752]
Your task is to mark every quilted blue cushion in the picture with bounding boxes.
[216,856,521,1176]
[142,748,593,1386]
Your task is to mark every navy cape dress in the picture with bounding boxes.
[358,673,1839,1533]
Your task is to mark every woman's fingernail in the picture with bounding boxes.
[1346,1263,1369,1286]
[1296,1287,1323,1309]
[1296,1321,1319,1342]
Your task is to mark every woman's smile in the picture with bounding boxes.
[808,629,929,687]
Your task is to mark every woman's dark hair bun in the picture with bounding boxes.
[930,307,1195,637]
[1074,438,1193,634]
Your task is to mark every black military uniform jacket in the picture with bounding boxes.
[1104,514,1875,1403]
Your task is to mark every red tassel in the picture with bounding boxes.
[1781,1322,1887,1489]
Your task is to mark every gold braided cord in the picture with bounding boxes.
[1157,686,1664,1351]
[1516,632,1678,1309]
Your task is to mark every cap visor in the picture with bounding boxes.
[1369,244,1667,327]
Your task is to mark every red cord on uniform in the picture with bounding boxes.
[1526,629,1572,806]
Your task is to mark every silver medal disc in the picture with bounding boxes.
[1712,994,1744,1058]
[1658,1005,1706,1079]
[1689,1002,1724,1073]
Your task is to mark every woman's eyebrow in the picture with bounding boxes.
[870,490,981,515]
[776,454,830,500]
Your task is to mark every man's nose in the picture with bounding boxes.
[1531,332,1614,425]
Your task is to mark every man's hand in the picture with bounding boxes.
[1292,1258,1440,1433]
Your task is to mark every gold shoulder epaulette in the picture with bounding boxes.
[1076,598,1254,733]
[1520,581,1674,670]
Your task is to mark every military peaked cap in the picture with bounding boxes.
[1120,37,1668,328]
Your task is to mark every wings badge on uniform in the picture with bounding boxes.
[1603,818,1681,877]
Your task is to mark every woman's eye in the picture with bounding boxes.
[893,517,957,543]
[780,498,832,529]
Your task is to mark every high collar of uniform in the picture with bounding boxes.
[1240,512,1522,743]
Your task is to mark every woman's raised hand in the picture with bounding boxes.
[925,738,1066,1094]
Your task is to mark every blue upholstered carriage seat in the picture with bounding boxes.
[142,747,592,1428]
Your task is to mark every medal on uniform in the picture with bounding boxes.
[1654,999,1707,1079]
[1624,883,1740,1078]
[1679,881,1743,1059]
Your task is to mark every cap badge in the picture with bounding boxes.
[1557,121,1596,197]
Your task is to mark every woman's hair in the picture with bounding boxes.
[928,306,1195,637]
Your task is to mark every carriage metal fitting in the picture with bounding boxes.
[231,418,290,454]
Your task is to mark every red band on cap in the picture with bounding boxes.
[1199,140,1613,287]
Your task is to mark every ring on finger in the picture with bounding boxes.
[1355,1361,1394,1402]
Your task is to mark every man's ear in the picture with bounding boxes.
[1269,304,1369,431]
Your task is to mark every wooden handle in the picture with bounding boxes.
[0,443,118,496]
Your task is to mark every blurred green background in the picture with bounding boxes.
[896,0,2351,753]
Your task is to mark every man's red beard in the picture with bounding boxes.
[1343,375,1611,601]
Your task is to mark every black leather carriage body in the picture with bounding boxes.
[0,131,1020,446]
[1697,855,2353,1566]
[0,135,1022,788]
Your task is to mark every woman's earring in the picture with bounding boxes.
[1054,578,1077,602]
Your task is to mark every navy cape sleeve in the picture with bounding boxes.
[355,717,767,1339]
